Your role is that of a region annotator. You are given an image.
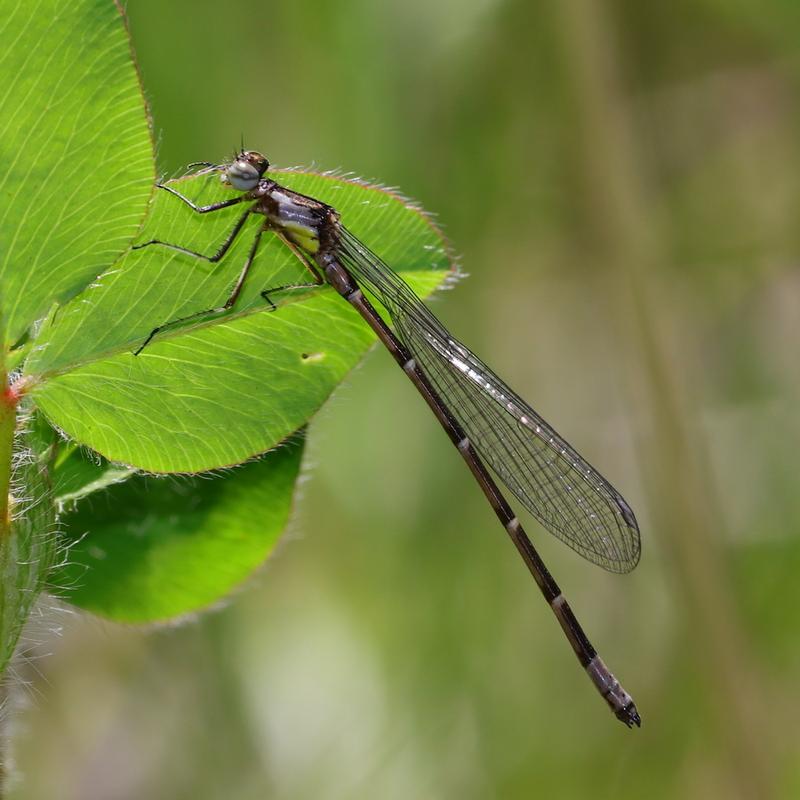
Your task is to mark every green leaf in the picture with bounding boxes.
[28,169,452,472]
[26,410,135,507]
[0,0,154,347]
[53,445,134,509]
[0,426,57,670]
[51,436,305,623]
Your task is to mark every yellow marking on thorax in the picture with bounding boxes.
[283,221,320,254]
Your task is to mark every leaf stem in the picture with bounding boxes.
[0,352,16,537]
[0,413,17,536]
[0,335,12,792]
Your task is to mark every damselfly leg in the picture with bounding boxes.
[132,183,322,355]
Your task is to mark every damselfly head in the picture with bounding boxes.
[223,150,270,191]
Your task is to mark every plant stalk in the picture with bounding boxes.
[0,372,17,537]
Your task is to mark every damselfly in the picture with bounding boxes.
[133,151,642,727]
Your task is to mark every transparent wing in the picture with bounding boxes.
[339,228,640,572]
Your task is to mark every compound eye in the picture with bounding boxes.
[226,159,260,191]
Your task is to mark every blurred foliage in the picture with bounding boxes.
[10,0,800,798]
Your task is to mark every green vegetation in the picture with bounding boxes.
[4,0,800,798]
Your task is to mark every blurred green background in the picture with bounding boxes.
[12,0,800,797]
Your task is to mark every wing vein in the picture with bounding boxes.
[338,227,640,573]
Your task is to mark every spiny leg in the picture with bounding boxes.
[259,281,324,311]
[134,223,267,355]
[259,231,324,310]
[154,184,247,214]
[133,204,253,263]
[135,222,327,354]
